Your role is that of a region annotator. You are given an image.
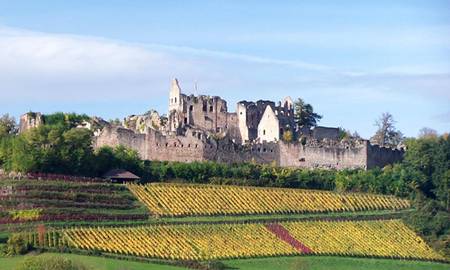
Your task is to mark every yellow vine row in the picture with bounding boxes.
[62,219,444,261]
[127,183,410,217]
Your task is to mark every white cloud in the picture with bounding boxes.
[227,25,450,51]
[0,25,448,137]
[0,25,336,103]
[0,26,182,80]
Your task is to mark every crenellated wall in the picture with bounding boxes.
[278,141,367,169]
[366,142,404,169]
[94,126,403,170]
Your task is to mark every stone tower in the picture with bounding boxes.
[19,112,43,133]
[169,78,182,112]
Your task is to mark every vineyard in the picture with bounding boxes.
[127,183,410,217]
[1,178,447,266]
[0,178,148,225]
[23,219,444,261]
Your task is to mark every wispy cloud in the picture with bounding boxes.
[0,25,448,137]
[227,25,450,51]
[144,43,334,72]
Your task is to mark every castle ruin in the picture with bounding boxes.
[92,79,404,170]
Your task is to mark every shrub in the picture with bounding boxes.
[203,260,227,270]
[9,209,42,221]
[0,243,6,256]
[15,254,89,270]
[6,234,30,255]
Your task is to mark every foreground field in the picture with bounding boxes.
[53,219,443,261]
[1,253,449,270]
[226,256,450,270]
[127,183,410,217]
[0,253,184,270]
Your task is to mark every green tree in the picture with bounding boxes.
[338,128,352,140]
[60,128,94,175]
[6,234,29,255]
[0,114,17,137]
[293,98,322,128]
[370,112,403,147]
[418,127,438,139]
[43,112,90,129]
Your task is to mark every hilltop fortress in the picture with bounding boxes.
[20,79,404,170]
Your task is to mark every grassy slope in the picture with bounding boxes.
[1,254,448,270]
[0,253,185,270]
[224,256,450,270]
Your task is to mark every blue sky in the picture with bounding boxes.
[0,1,449,138]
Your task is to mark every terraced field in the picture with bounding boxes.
[4,179,447,265]
[0,179,148,225]
[127,183,410,217]
[23,219,444,261]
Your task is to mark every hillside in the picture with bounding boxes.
[0,174,448,270]
[128,183,410,217]
[0,177,148,229]
[1,177,446,265]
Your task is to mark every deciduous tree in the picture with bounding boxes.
[370,112,403,147]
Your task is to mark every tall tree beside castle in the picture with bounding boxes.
[293,98,322,128]
[0,114,17,137]
[370,112,403,147]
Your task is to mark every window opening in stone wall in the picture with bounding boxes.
[263,130,266,135]
[202,101,207,112]
[189,105,193,111]
[184,117,187,124]
[209,105,213,112]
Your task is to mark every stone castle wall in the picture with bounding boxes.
[94,126,402,170]
[366,143,404,169]
[95,126,278,164]
[278,141,367,169]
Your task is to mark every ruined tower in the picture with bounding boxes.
[169,78,182,112]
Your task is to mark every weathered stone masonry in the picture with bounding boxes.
[94,125,403,170]
[22,78,404,170]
